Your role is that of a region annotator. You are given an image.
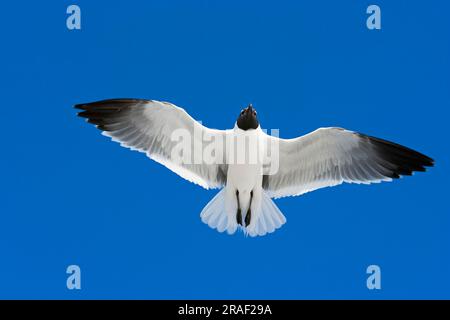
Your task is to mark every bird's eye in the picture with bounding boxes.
[241,110,245,115]
[253,111,257,116]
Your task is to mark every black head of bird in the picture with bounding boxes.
[237,104,259,130]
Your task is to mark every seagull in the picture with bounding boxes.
[76,99,434,237]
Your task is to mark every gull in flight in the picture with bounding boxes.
[76,99,434,237]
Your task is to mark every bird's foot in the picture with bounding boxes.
[236,209,242,226]
[245,209,251,227]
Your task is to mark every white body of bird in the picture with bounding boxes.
[201,125,286,237]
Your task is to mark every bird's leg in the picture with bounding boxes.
[245,191,253,227]
[236,190,242,226]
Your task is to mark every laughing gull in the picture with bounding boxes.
[76,99,434,237]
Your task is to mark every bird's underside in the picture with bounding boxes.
[76,98,434,237]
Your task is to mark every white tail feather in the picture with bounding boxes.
[247,191,286,237]
[200,189,286,237]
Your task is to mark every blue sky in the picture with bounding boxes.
[0,1,449,299]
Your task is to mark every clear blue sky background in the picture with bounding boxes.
[0,1,449,299]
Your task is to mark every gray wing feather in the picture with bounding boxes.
[76,99,228,189]
[263,127,433,199]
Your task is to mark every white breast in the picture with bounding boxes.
[226,126,264,190]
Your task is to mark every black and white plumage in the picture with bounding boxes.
[263,128,434,199]
[77,99,228,189]
[76,99,434,237]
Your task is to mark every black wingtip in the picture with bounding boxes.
[359,133,435,179]
[74,103,88,111]
[74,98,151,111]
[75,98,152,132]
[75,104,90,120]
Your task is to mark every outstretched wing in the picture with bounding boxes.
[76,99,228,189]
[263,127,434,199]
